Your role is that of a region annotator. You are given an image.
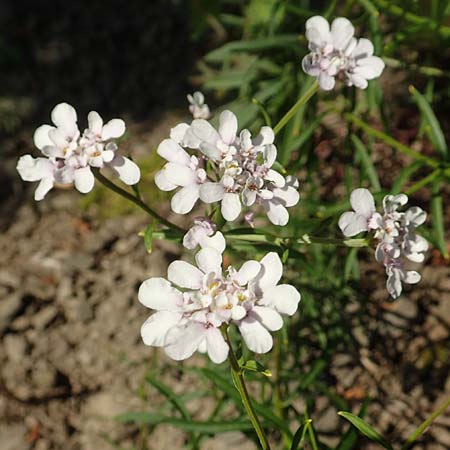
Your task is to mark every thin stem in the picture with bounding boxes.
[223,327,272,450]
[273,81,319,135]
[93,170,184,234]
[401,396,450,450]
[405,169,441,195]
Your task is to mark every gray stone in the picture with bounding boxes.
[0,424,30,450]
[0,292,23,334]
[3,333,27,362]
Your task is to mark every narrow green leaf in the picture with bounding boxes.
[143,222,155,253]
[431,180,448,258]
[351,135,381,191]
[409,85,448,159]
[336,399,370,450]
[338,412,393,450]
[391,162,422,194]
[290,420,311,450]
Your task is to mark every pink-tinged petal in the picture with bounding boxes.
[171,184,200,214]
[33,125,54,150]
[195,247,222,276]
[330,17,354,50]
[318,72,336,90]
[265,200,289,226]
[350,188,375,217]
[262,284,300,316]
[353,56,385,80]
[34,177,54,201]
[305,16,331,47]
[51,102,77,130]
[251,306,283,331]
[198,231,226,253]
[218,110,238,145]
[168,260,204,289]
[235,260,261,286]
[87,111,103,135]
[221,192,241,221]
[101,118,125,140]
[238,317,273,353]
[17,155,53,182]
[155,169,177,191]
[141,311,182,346]
[185,119,220,148]
[138,277,183,310]
[170,123,190,144]
[164,162,196,186]
[352,38,374,58]
[109,155,141,185]
[253,126,274,146]
[74,166,95,193]
[205,327,229,363]
[199,182,225,203]
[157,139,191,165]
[338,211,369,237]
[164,323,206,361]
[48,128,71,150]
[256,252,282,290]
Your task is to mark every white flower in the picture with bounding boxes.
[187,92,211,120]
[183,218,226,253]
[302,16,384,90]
[338,188,381,237]
[138,248,301,363]
[340,188,427,298]
[18,103,141,200]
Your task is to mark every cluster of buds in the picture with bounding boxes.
[139,247,301,363]
[339,189,428,298]
[17,103,140,200]
[155,105,300,226]
[302,16,385,90]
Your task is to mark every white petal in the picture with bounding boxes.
[195,247,222,276]
[386,269,402,299]
[350,188,375,217]
[405,207,426,226]
[199,142,222,161]
[238,318,273,354]
[221,192,241,221]
[109,155,141,185]
[164,323,206,361]
[102,118,126,140]
[199,182,225,203]
[141,311,182,346]
[199,232,226,253]
[186,119,219,148]
[353,56,385,80]
[157,139,190,165]
[205,328,229,363]
[74,166,95,193]
[138,277,183,310]
[251,306,283,331]
[155,169,177,191]
[51,102,77,129]
[338,211,369,237]
[218,110,238,145]
[330,17,354,50]
[263,144,277,167]
[305,16,331,47]
[87,111,103,135]
[273,186,300,207]
[34,177,54,201]
[171,185,200,214]
[168,260,204,289]
[33,125,54,150]
[352,38,374,58]
[318,73,336,90]
[253,126,274,146]
[235,260,261,285]
[17,155,53,182]
[170,123,190,144]
[262,284,300,316]
[404,271,421,284]
[265,200,289,226]
[256,252,282,290]
[164,162,196,186]
[265,169,285,188]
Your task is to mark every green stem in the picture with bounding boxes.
[273,81,319,135]
[345,113,440,169]
[223,327,272,450]
[401,396,450,450]
[93,170,184,234]
[405,169,441,195]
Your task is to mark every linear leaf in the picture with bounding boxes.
[351,134,381,191]
[431,180,448,258]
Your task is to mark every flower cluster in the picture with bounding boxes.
[339,189,428,298]
[187,91,211,120]
[17,103,140,200]
[139,247,301,363]
[155,109,300,225]
[302,16,385,90]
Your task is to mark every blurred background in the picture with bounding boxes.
[1,1,450,449]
